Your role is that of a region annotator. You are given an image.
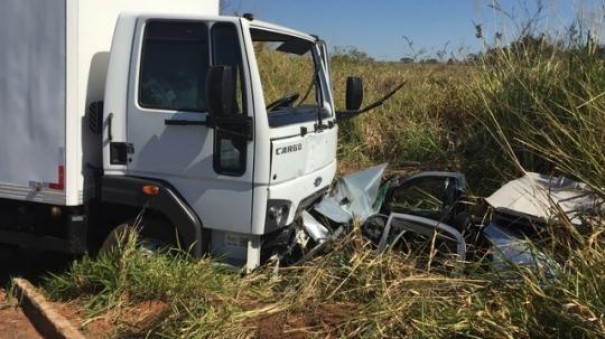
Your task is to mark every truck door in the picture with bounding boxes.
[126,18,254,234]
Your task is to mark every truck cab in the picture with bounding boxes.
[0,1,365,270]
[100,14,348,269]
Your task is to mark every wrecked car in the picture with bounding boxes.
[278,166,603,275]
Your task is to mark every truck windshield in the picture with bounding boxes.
[251,29,330,128]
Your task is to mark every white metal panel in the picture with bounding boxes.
[125,17,255,234]
[68,0,219,205]
[0,0,67,204]
[486,172,603,226]
[270,130,337,185]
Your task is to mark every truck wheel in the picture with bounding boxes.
[99,217,178,256]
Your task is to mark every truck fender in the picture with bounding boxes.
[100,176,204,257]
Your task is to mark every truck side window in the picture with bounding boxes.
[211,23,247,176]
[139,21,209,112]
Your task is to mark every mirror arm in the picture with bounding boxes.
[336,81,407,122]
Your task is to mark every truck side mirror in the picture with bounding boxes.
[346,76,363,111]
[206,66,235,118]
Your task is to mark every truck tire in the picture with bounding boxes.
[101,176,204,257]
[99,216,178,256]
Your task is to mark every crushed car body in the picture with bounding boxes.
[485,172,603,227]
[278,167,602,275]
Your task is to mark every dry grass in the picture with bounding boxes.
[333,62,476,167]
[42,220,604,338]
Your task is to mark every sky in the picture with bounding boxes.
[225,0,605,61]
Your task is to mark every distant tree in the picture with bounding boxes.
[421,58,439,65]
[400,57,414,64]
[332,46,374,63]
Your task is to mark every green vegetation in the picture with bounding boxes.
[333,61,475,172]
[42,10,605,339]
[44,222,604,338]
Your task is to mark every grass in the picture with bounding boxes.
[333,62,476,170]
[43,223,604,338]
[41,8,605,338]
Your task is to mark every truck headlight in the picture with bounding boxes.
[266,200,291,231]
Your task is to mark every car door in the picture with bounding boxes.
[125,17,254,234]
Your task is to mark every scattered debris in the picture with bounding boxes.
[485,172,604,226]
[288,167,603,274]
[483,222,558,277]
[483,172,603,274]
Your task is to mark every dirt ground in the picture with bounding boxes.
[253,302,359,338]
[0,246,175,338]
[49,299,168,338]
[0,290,42,339]
[0,246,75,339]
[0,289,113,339]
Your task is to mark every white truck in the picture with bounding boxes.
[0,0,366,270]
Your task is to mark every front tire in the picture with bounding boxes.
[99,215,178,256]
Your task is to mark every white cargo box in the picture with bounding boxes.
[0,0,218,206]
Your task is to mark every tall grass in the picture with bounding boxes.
[327,39,605,197]
[333,61,476,169]
[471,38,605,197]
